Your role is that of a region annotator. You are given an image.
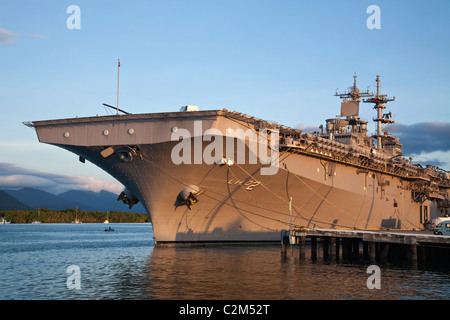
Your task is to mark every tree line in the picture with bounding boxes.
[0,208,150,224]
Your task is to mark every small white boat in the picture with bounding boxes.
[32,209,42,224]
[0,217,11,224]
[72,207,82,224]
[104,211,110,224]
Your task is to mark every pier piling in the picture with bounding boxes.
[284,228,450,266]
[298,236,306,260]
[281,229,289,255]
[321,237,330,260]
[311,237,317,261]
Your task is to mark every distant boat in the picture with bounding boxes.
[72,207,82,224]
[0,217,11,225]
[104,211,109,224]
[104,226,114,232]
[32,209,42,224]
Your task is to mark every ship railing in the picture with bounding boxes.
[224,109,450,185]
[280,138,450,186]
[279,138,306,150]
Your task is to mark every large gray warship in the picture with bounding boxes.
[27,75,450,243]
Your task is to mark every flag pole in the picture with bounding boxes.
[116,59,120,116]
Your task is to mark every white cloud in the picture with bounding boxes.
[0,174,56,189]
[0,28,19,44]
[70,175,123,194]
[409,150,450,171]
[0,162,123,195]
[0,28,49,44]
[296,123,320,133]
[28,33,49,39]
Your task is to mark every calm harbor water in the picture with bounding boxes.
[0,223,449,300]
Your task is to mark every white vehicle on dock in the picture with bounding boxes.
[433,220,450,235]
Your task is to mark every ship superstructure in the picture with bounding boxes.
[27,75,450,243]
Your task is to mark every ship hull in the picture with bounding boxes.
[31,110,444,243]
[60,139,429,243]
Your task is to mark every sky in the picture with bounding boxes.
[1,0,449,194]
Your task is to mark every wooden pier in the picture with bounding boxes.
[281,228,450,265]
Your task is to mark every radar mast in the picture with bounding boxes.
[335,72,373,103]
[363,75,395,150]
[333,73,373,134]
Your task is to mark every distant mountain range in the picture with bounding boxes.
[0,190,33,210]
[0,187,146,213]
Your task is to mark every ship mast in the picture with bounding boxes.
[335,72,372,103]
[363,75,395,150]
[333,73,373,134]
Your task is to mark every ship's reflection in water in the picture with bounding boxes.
[143,244,450,300]
[1,224,449,300]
